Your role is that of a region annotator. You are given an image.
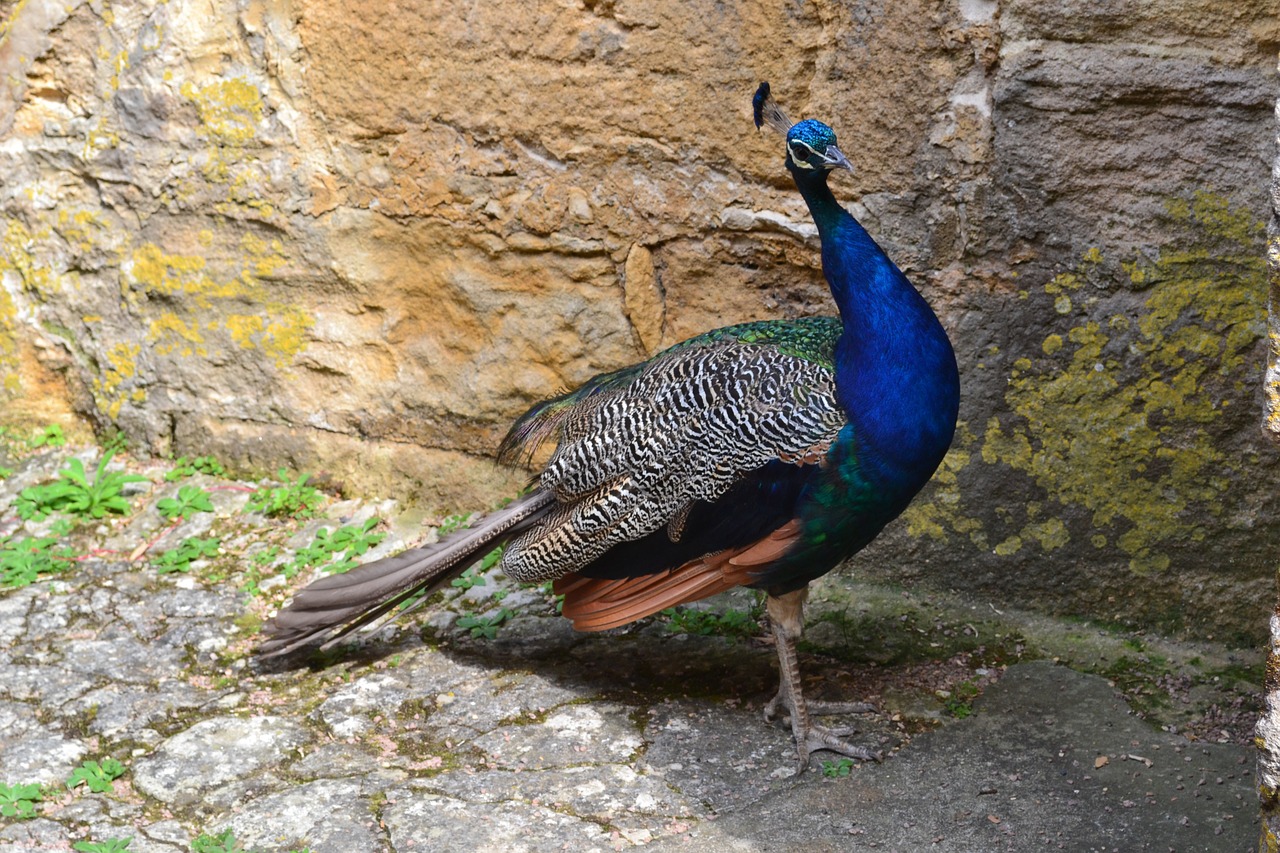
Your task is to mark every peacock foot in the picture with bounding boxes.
[764,691,881,773]
[765,588,881,773]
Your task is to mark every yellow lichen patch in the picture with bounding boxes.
[180,77,265,146]
[110,49,129,91]
[172,75,283,223]
[56,209,106,254]
[91,342,142,419]
[225,313,265,349]
[0,284,19,394]
[121,235,310,372]
[149,312,207,357]
[1022,517,1069,552]
[2,219,57,297]
[224,307,313,368]
[240,232,286,278]
[82,120,120,160]
[993,535,1023,556]
[982,192,1265,574]
[124,243,210,299]
[261,310,311,366]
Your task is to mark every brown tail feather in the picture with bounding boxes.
[557,520,802,632]
[258,490,554,657]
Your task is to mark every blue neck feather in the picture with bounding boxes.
[792,168,960,496]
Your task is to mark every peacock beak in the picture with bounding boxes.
[823,144,853,172]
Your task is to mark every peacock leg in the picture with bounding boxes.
[764,589,880,772]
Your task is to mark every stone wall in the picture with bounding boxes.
[1,0,1276,640]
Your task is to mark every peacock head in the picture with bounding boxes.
[784,120,852,175]
[753,82,852,177]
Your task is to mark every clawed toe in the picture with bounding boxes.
[806,699,875,715]
[803,725,881,762]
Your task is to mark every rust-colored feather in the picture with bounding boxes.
[556,522,802,632]
[727,519,803,567]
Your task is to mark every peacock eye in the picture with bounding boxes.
[788,140,814,160]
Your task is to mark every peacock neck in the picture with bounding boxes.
[793,169,960,497]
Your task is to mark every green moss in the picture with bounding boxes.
[975,192,1265,572]
[993,535,1022,556]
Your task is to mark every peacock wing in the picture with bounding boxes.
[497,318,847,583]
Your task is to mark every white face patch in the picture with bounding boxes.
[788,139,818,170]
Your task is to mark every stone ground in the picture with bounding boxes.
[0,444,1264,852]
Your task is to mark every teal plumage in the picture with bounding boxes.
[261,84,959,772]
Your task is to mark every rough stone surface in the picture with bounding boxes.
[132,716,309,806]
[657,663,1258,851]
[0,0,1276,643]
[0,443,1264,850]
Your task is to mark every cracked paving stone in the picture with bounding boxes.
[132,715,309,806]
[1,663,95,706]
[414,665,587,741]
[40,796,187,853]
[0,817,73,851]
[471,702,643,769]
[227,778,388,852]
[421,763,693,823]
[61,680,214,740]
[639,699,804,810]
[382,792,615,851]
[316,673,413,738]
[61,637,186,683]
[290,742,386,780]
[0,588,34,645]
[0,727,88,785]
[0,699,37,737]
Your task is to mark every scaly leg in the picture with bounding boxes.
[764,588,880,773]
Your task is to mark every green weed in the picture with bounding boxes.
[451,566,487,591]
[67,758,125,793]
[457,608,513,639]
[0,781,41,819]
[245,470,324,519]
[942,680,980,718]
[101,431,128,455]
[437,512,474,535]
[191,829,241,853]
[0,536,71,588]
[821,758,856,777]
[29,424,66,448]
[165,455,226,481]
[16,451,146,521]
[284,517,384,578]
[661,606,760,639]
[154,537,222,575]
[157,485,215,520]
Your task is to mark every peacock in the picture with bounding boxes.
[260,82,960,772]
